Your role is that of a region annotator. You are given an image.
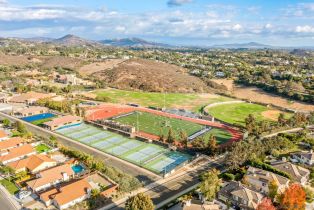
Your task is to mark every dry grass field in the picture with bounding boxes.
[92,58,211,93]
[78,59,126,76]
[233,86,314,112]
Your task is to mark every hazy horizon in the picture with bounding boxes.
[1,0,314,47]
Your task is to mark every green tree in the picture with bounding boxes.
[207,134,218,155]
[278,113,286,126]
[16,121,27,134]
[0,165,15,177]
[199,169,221,201]
[125,193,154,210]
[49,135,57,147]
[179,130,188,148]
[268,180,278,201]
[166,128,175,144]
[2,118,10,127]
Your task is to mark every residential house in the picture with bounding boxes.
[40,178,92,210]
[291,150,314,166]
[43,115,82,131]
[26,164,75,192]
[244,166,290,194]
[14,106,49,117]
[0,137,25,151]
[0,144,36,165]
[7,154,57,174]
[271,160,310,185]
[218,181,264,210]
[9,91,55,105]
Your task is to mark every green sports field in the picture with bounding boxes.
[201,128,233,145]
[113,111,204,139]
[206,103,268,126]
[94,89,233,112]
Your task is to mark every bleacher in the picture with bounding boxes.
[188,127,212,141]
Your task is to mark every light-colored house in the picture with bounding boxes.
[9,91,55,105]
[43,115,82,131]
[244,166,290,194]
[218,181,264,210]
[14,106,49,117]
[0,144,36,165]
[26,164,75,192]
[271,160,310,185]
[0,137,25,151]
[40,178,92,210]
[7,154,57,174]
[291,150,314,166]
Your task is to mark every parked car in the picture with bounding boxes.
[17,190,31,199]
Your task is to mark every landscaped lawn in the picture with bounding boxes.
[35,144,51,153]
[201,128,232,145]
[0,179,19,194]
[206,103,269,126]
[31,117,54,126]
[94,89,233,112]
[114,111,204,139]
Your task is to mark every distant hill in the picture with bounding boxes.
[99,37,173,48]
[49,34,101,47]
[211,42,272,49]
[92,58,210,93]
[17,37,54,43]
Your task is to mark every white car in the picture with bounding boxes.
[17,190,31,199]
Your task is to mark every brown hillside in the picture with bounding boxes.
[92,59,210,93]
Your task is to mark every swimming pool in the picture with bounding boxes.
[21,113,56,122]
[71,164,84,174]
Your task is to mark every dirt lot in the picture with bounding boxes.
[78,59,126,76]
[262,110,283,121]
[233,86,314,112]
[210,79,234,91]
[0,53,42,65]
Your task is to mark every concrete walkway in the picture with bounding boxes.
[0,182,20,210]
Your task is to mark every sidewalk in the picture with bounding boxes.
[0,184,21,210]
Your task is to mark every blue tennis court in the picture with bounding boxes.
[22,113,55,122]
[56,123,192,174]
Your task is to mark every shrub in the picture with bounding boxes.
[220,173,235,181]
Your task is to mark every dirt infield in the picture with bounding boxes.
[232,86,314,112]
[85,103,243,146]
[262,110,282,121]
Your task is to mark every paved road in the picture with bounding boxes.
[106,158,225,210]
[0,112,160,185]
[261,125,314,139]
[0,189,17,210]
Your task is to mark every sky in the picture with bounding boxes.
[1,0,314,46]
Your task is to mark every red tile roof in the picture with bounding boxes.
[0,137,25,151]
[43,115,82,127]
[27,164,74,190]
[40,178,91,206]
[0,144,35,163]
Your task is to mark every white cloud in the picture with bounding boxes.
[295,25,314,33]
[232,24,242,31]
[265,23,272,29]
